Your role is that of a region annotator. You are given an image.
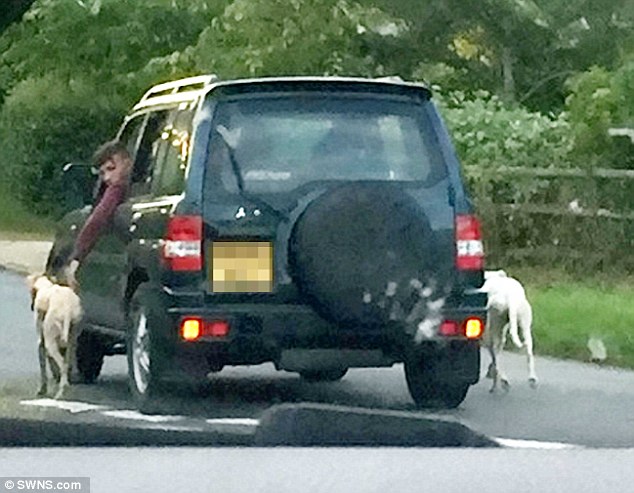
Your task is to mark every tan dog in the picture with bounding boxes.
[27,272,82,399]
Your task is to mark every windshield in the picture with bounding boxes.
[209,95,447,193]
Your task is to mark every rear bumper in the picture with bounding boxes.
[158,289,486,381]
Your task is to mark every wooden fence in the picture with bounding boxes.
[467,166,634,272]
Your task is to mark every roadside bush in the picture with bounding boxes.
[0,75,124,216]
[437,89,574,171]
[435,88,574,210]
[432,89,634,272]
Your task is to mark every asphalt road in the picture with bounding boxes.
[2,268,634,448]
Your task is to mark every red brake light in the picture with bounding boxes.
[439,318,484,338]
[204,320,230,338]
[439,320,459,336]
[455,214,484,270]
[162,215,203,271]
[180,317,230,340]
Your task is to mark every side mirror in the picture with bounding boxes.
[61,162,99,211]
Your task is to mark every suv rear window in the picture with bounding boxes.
[209,94,447,193]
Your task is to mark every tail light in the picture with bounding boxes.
[162,215,203,271]
[439,320,459,336]
[181,318,202,341]
[464,317,484,339]
[205,320,231,337]
[180,317,230,341]
[438,318,484,339]
[455,214,484,270]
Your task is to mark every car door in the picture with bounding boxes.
[79,110,171,330]
[121,108,195,289]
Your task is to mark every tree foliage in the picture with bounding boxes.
[144,0,407,80]
[0,0,227,213]
[375,0,634,111]
[565,62,634,168]
[0,0,633,219]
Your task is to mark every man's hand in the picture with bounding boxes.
[68,259,80,275]
[64,259,80,290]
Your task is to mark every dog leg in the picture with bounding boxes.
[520,305,538,388]
[57,324,77,398]
[67,323,80,384]
[493,322,510,392]
[44,333,67,400]
[56,345,72,400]
[507,303,523,349]
[483,310,499,383]
[486,351,496,379]
[35,311,49,396]
[37,338,48,396]
[486,311,510,392]
[48,356,61,383]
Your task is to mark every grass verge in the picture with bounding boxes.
[509,266,634,369]
[0,183,54,240]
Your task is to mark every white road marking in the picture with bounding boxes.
[204,418,260,435]
[20,399,111,414]
[101,409,185,423]
[21,401,577,447]
[205,418,259,427]
[494,437,578,449]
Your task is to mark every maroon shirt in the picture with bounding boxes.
[71,183,128,263]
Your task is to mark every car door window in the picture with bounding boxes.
[117,115,146,163]
[151,110,194,197]
[128,110,171,197]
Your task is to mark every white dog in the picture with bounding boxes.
[27,273,83,399]
[481,270,537,392]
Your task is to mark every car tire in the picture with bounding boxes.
[299,368,348,382]
[404,350,470,409]
[126,285,170,414]
[74,330,105,384]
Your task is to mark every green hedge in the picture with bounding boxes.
[0,75,124,216]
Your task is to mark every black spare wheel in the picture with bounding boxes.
[289,183,443,330]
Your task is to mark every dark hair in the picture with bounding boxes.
[93,140,131,167]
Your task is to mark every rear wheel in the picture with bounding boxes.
[74,330,105,384]
[404,350,470,409]
[126,286,170,414]
[299,368,348,382]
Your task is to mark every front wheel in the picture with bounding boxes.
[404,351,470,409]
[126,286,170,414]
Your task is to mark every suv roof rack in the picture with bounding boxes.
[138,74,218,105]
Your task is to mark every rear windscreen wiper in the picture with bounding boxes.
[215,125,288,222]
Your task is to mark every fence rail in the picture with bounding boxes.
[497,203,634,221]
[472,165,634,179]
[470,165,634,271]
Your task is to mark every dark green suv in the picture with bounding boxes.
[47,75,487,412]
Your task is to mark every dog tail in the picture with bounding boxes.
[508,304,524,349]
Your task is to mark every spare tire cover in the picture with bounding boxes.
[289,182,446,329]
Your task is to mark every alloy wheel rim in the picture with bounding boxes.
[132,311,150,394]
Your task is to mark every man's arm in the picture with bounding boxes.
[71,184,127,263]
